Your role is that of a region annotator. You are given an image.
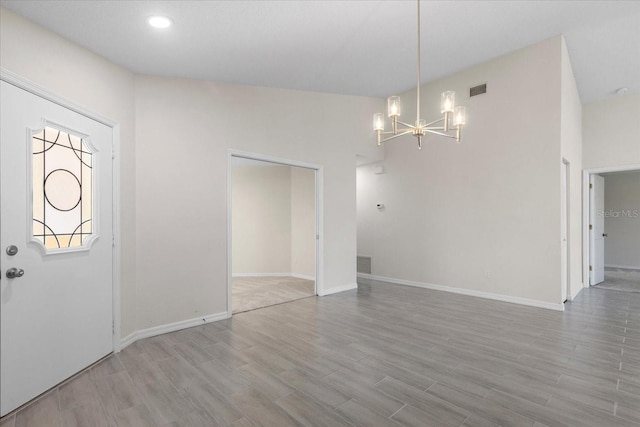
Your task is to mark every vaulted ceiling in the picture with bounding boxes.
[1,1,638,104]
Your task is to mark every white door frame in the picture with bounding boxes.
[227,149,324,316]
[582,163,640,289]
[561,159,570,301]
[1,68,122,352]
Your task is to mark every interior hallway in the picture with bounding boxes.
[595,268,640,293]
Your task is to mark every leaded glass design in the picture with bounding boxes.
[32,126,93,250]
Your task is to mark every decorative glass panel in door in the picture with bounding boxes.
[31,124,96,253]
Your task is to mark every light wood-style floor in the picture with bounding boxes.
[232,276,316,314]
[2,280,640,427]
[595,268,640,293]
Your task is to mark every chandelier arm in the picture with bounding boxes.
[424,129,456,139]
[396,120,416,128]
[424,117,445,127]
[380,130,413,143]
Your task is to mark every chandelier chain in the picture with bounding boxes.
[416,0,421,123]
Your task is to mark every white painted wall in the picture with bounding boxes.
[0,9,138,337]
[231,163,315,278]
[583,94,640,170]
[560,38,584,300]
[232,165,292,274]
[604,172,640,269]
[135,75,380,328]
[291,167,316,278]
[2,6,382,336]
[358,36,567,307]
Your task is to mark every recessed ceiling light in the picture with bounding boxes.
[147,16,173,29]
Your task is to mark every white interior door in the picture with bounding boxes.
[1,81,113,416]
[590,174,605,285]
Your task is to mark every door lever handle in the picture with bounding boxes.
[602,233,608,237]
[6,268,25,279]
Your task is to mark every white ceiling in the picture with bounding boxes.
[1,0,639,104]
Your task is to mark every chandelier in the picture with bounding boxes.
[373,0,466,149]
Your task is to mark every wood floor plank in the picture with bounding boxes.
[426,383,536,426]
[92,370,142,421]
[335,399,402,427]
[324,370,405,418]
[374,377,469,426]
[237,363,296,401]
[116,348,166,388]
[171,341,217,366]
[58,371,101,411]
[278,368,350,409]
[60,400,109,427]
[390,404,456,427]
[14,391,61,427]
[137,336,178,362]
[229,389,300,427]
[357,356,436,391]
[108,404,156,427]
[203,341,253,370]
[155,355,204,390]
[134,378,193,425]
[0,415,15,427]
[179,381,244,426]
[274,391,354,427]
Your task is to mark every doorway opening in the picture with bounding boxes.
[227,151,322,314]
[584,166,640,293]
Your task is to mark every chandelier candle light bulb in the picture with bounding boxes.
[441,91,454,132]
[453,106,466,141]
[373,113,385,136]
[373,0,467,148]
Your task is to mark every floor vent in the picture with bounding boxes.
[357,256,371,274]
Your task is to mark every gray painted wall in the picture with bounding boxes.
[604,172,640,269]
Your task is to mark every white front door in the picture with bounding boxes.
[0,81,114,416]
[590,174,605,285]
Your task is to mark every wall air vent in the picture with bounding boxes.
[470,84,487,97]
[357,256,372,274]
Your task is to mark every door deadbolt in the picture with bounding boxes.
[6,268,25,279]
[6,245,18,256]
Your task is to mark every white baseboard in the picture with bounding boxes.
[318,282,357,296]
[291,273,316,281]
[232,272,291,278]
[357,273,564,311]
[605,264,640,271]
[120,311,229,350]
[233,272,316,280]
